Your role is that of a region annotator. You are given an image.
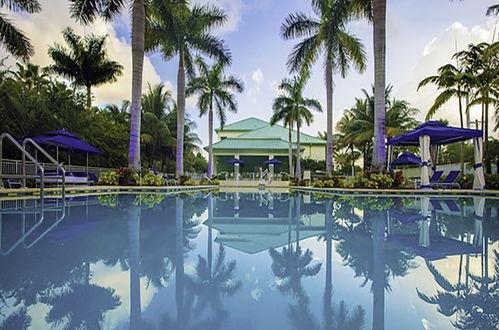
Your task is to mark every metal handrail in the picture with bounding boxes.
[22,138,65,198]
[23,198,66,248]
[0,132,45,199]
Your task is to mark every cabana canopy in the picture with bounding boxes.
[391,152,421,166]
[387,121,485,190]
[29,129,102,154]
[388,121,482,146]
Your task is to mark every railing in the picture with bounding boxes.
[0,133,45,198]
[22,138,66,198]
[1,158,115,176]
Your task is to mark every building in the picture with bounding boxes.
[206,117,326,174]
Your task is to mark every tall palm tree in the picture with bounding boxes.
[0,0,41,60]
[186,57,244,178]
[69,0,146,170]
[454,42,499,173]
[281,0,366,177]
[270,75,322,179]
[48,27,123,112]
[141,83,174,167]
[148,1,231,178]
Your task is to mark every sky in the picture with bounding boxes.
[2,0,498,150]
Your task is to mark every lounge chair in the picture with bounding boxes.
[432,171,460,189]
[415,171,443,189]
[2,178,22,188]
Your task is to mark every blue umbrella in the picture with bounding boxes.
[226,158,245,164]
[391,152,421,166]
[264,158,283,165]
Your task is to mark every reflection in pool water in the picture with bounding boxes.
[0,192,497,329]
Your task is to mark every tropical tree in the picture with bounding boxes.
[140,83,174,167]
[186,57,244,178]
[0,0,41,60]
[336,86,419,169]
[148,1,231,178]
[281,0,366,177]
[270,75,322,179]
[68,0,146,170]
[454,42,499,173]
[48,27,123,112]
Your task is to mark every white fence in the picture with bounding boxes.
[1,158,116,176]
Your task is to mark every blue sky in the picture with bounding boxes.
[3,0,498,148]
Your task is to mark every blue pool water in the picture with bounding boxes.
[0,191,497,330]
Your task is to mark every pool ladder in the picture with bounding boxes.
[0,132,66,199]
[0,198,66,255]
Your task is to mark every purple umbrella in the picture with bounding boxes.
[264,158,283,165]
[226,158,245,164]
[391,152,421,166]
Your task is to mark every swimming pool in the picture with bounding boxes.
[0,192,497,329]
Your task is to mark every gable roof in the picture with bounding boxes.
[215,117,268,132]
[240,124,326,145]
[207,137,303,151]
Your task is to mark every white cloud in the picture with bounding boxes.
[1,0,162,106]
[252,68,264,84]
[396,20,497,130]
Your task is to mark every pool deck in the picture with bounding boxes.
[290,186,499,198]
[0,185,219,200]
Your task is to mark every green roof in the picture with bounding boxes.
[215,117,268,132]
[207,137,303,151]
[240,124,326,145]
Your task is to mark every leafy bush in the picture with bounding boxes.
[98,170,119,185]
[312,177,344,188]
[336,171,408,189]
[178,175,191,185]
[97,194,119,207]
[200,178,220,185]
[181,179,196,186]
[485,174,499,189]
[134,194,165,208]
[458,174,474,189]
[133,170,165,186]
[117,167,134,185]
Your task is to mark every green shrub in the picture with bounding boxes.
[181,179,196,186]
[200,178,220,185]
[179,175,191,185]
[485,174,499,189]
[98,170,119,185]
[458,174,474,189]
[117,167,134,185]
[133,170,165,186]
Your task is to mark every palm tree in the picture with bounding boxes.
[281,0,366,177]
[186,57,244,178]
[141,83,174,167]
[454,42,499,173]
[148,1,231,178]
[0,0,41,60]
[48,27,123,112]
[270,75,322,179]
[336,86,419,169]
[69,0,146,170]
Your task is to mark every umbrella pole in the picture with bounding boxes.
[68,154,71,172]
[56,146,59,164]
[86,152,88,173]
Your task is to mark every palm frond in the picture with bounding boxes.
[0,12,34,59]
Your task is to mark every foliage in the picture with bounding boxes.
[134,194,165,209]
[312,176,345,188]
[300,158,326,172]
[133,169,165,186]
[486,174,499,189]
[117,167,134,185]
[458,173,499,190]
[199,178,220,185]
[98,170,119,185]
[337,171,410,189]
[97,194,119,208]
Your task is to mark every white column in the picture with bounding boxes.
[419,196,431,247]
[419,135,431,189]
[387,145,394,172]
[473,137,486,190]
[473,196,484,247]
[429,144,439,173]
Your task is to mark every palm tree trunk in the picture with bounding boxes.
[288,124,293,175]
[128,0,145,171]
[484,97,491,173]
[326,57,333,177]
[207,101,213,178]
[458,90,464,174]
[175,197,185,324]
[207,195,213,278]
[86,85,92,113]
[176,52,186,178]
[372,210,386,330]
[372,0,387,171]
[324,199,333,329]
[295,121,301,180]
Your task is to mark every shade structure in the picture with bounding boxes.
[388,121,485,190]
[226,158,245,164]
[264,158,283,165]
[388,121,482,146]
[30,130,102,154]
[391,152,421,166]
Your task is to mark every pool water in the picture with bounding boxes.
[0,192,497,330]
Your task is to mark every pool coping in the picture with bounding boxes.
[289,186,499,198]
[0,185,219,200]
